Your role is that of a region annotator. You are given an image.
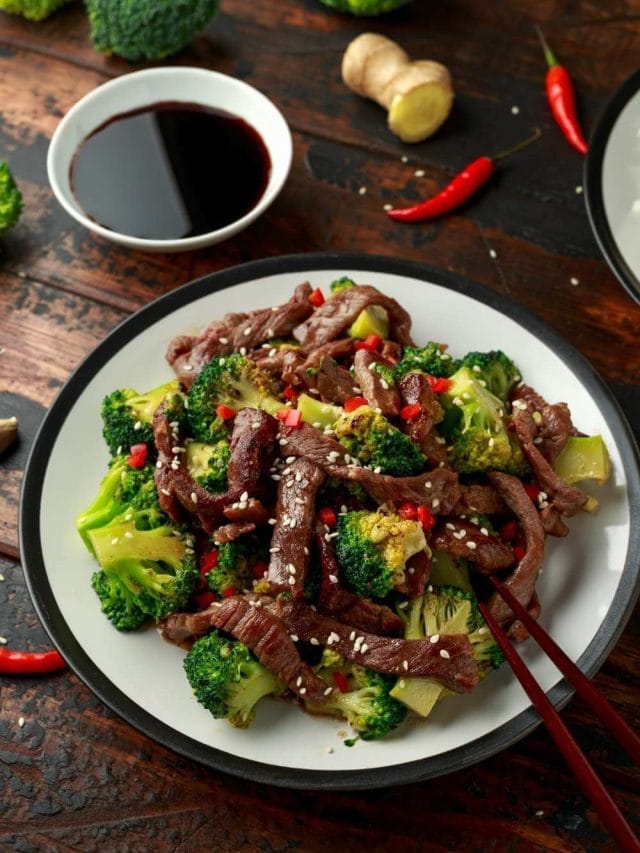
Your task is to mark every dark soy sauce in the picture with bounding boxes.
[70,102,271,240]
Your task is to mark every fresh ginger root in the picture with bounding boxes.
[341,33,454,143]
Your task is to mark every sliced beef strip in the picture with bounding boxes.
[381,340,402,361]
[267,457,325,598]
[486,472,546,625]
[514,385,578,464]
[223,498,270,526]
[431,519,514,574]
[227,408,279,496]
[352,349,401,416]
[452,483,507,517]
[271,598,479,693]
[304,338,355,364]
[293,285,415,350]
[205,596,330,705]
[511,407,588,516]
[212,522,256,545]
[395,549,431,597]
[309,357,357,404]
[167,283,314,387]
[253,348,306,385]
[506,591,541,643]
[397,373,448,466]
[315,525,404,637]
[539,505,569,537]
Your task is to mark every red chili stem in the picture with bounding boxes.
[0,647,66,675]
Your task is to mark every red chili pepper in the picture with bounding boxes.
[276,408,290,420]
[344,396,368,412]
[354,334,382,352]
[284,409,303,428]
[333,671,350,693]
[252,560,269,580]
[397,501,418,520]
[417,504,436,532]
[222,586,237,598]
[513,545,527,562]
[319,507,337,527]
[126,443,148,469]
[216,404,236,420]
[387,128,542,223]
[499,520,519,542]
[282,385,298,401]
[400,403,423,422]
[0,647,66,675]
[309,287,325,307]
[426,375,452,394]
[200,549,219,575]
[523,483,540,501]
[536,26,588,155]
[194,591,217,609]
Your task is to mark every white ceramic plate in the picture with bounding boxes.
[585,69,640,305]
[21,254,640,789]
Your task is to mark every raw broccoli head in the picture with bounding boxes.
[394,342,455,379]
[321,664,407,740]
[101,380,180,457]
[440,366,528,475]
[0,0,71,21]
[317,0,414,16]
[335,510,427,599]
[185,439,230,493]
[329,276,356,295]
[333,405,426,476]
[187,353,282,442]
[455,350,521,404]
[183,630,285,728]
[0,161,23,234]
[85,0,220,61]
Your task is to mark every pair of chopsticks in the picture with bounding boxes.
[479,578,640,852]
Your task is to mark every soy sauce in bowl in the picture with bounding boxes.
[70,102,271,241]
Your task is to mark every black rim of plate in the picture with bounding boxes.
[20,252,640,791]
[584,68,640,305]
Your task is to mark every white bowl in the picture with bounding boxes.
[47,67,293,252]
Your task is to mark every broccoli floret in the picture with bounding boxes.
[394,342,455,379]
[85,0,220,61]
[455,350,521,404]
[185,439,230,493]
[187,353,282,442]
[335,510,427,599]
[207,540,253,597]
[184,630,285,728]
[0,0,71,20]
[329,276,356,294]
[101,380,179,457]
[318,0,414,16]
[439,366,528,475]
[333,405,426,476]
[90,569,147,631]
[0,161,23,234]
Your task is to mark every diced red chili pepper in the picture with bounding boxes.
[513,545,527,561]
[354,334,382,352]
[400,403,423,422]
[285,409,303,428]
[319,507,337,527]
[333,671,350,693]
[499,520,519,542]
[417,504,436,531]
[216,404,236,420]
[523,483,540,501]
[126,443,148,469]
[194,591,216,610]
[252,560,269,580]
[282,385,298,401]
[426,375,452,394]
[222,586,237,598]
[309,287,325,307]
[200,549,219,575]
[397,501,418,520]
[386,355,398,365]
[344,396,368,412]
[276,408,290,420]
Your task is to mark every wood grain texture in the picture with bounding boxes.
[0,0,639,849]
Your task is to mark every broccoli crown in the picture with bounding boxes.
[0,0,70,21]
[90,569,147,631]
[455,350,521,404]
[333,405,426,476]
[317,0,414,16]
[85,0,220,61]
[207,540,254,596]
[183,630,284,728]
[186,439,230,493]
[0,161,23,234]
[394,342,455,378]
[326,665,407,740]
[440,366,528,475]
[187,353,282,442]
[329,276,356,294]
[101,380,179,457]
[335,510,427,599]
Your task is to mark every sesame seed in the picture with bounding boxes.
[401,155,409,163]
[183,364,193,372]
[430,634,440,643]
[414,169,425,177]
[133,420,142,431]
[424,481,432,489]
[269,546,280,553]
[240,490,249,502]
[350,631,356,641]
[478,626,488,635]
[290,634,299,643]
[287,563,296,575]
[288,577,296,585]
[480,527,489,536]
[18,717,25,728]
[0,636,7,644]
[440,649,451,659]
[304,546,309,556]
[218,336,229,344]
[324,686,333,696]
[251,421,261,429]
[156,460,163,469]
[111,537,119,546]
[299,687,307,695]
[373,466,382,474]
[244,327,252,336]
[402,660,409,671]
[360,643,368,654]
[488,437,495,448]
[358,186,367,195]
[125,514,133,521]
[446,523,455,530]
[397,600,409,609]
[466,540,477,550]
[329,574,338,584]
[511,105,520,115]
[570,277,579,286]
[271,474,281,481]
[489,249,497,259]
[380,379,390,390]
[0,575,4,582]
[124,531,134,539]
[296,675,303,687]
[432,498,440,509]
[279,438,289,446]
[575,186,583,194]
[310,637,319,646]
[535,810,544,817]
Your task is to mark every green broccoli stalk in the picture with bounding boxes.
[0,161,23,234]
[84,0,220,62]
[439,366,528,475]
[101,380,180,457]
[333,405,426,476]
[455,350,521,404]
[318,0,414,16]
[335,509,427,599]
[184,631,285,728]
[185,439,230,493]
[0,0,71,21]
[187,353,282,442]
[394,342,455,379]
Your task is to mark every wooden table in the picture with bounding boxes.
[1,2,639,850]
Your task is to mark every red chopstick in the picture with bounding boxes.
[479,584,640,852]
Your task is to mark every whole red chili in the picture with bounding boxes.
[386,128,541,223]
[535,26,588,155]
[0,647,66,675]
